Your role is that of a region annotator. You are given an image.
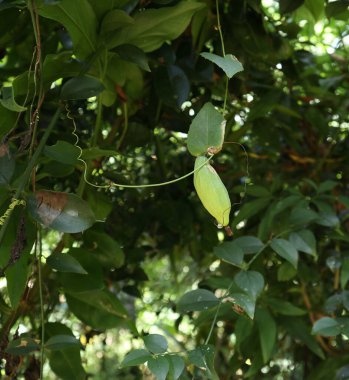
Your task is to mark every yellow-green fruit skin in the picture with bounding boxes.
[194,156,231,226]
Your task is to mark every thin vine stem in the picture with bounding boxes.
[37,227,45,378]
[215,0,226,56]
[67,103,214,189]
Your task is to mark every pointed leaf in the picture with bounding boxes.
[44,141,80,165]
[6,337,40,355]
[0,86,26,112]
[46,253,88,274]
[148,356,170,380]
[60,76,104,100]
[45,335,81,351]
[289,230,316,256]
[213,241,244,266]
[312,317,341,337]
[143,334,168,354]
[271,238,299,269]
[200,53,243,78]
[168,355,185,380]
[256,308,277,363]
[187,102,225,156]
[121,349,152,367]
[234,271,264,299]
[230,293,256,319]
[177,289,219,313]
[234,236,264,254]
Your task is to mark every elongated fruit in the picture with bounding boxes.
[194,156,231,226]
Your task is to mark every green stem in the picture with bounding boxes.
[37,228,45,378]
[215,0,226,56]
[116,102,128,151]
[82,155,213,189]
[0,108,61,246]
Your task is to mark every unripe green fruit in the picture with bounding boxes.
[194,156,231,226]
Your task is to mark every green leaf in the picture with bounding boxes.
[256,308,277,363]
[0,86,26,112]
[106,1,205,51]
[27,191,96,233]
[84,230,125,268]
[60,76,104,100]
[267,297,306,316]
[177,289,219,313]
[230,293,256,319]
[200,53,243,78]
[45,335,81,351]
[0,144,15,185]
[289,230,316,256]
[326,0,349,20]
[213,241,244,266]
[271,238,299,269]
[143,334,168,354]
[114,44,150,72]
[100,9,134,35]
[168,355,185,380]
[0,104,19,139]
[232,198,271,229]
[187,102,225,156]
[312,317,341,337]
[234,236,264,254]
[6,337,40,355]
[46,253,88,274]
[289,207,318,226]
[234,271,264,299]
[341,258,349,289]
[277,261,297,281]
[38,0,97,58]
[188,345,219,380]
[316,211,340,227]
[121,349,152,367]
[44,141,80,165]
[81,147,120,159]
[280,317,324,359]
[148,356,170,380]
[279,0,304,14]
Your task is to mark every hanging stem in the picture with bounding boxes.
[215,0,226,56]
[37,227,45,378]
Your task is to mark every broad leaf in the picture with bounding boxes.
[312,317,341,337]
[60,76,104,100]
[0,86,26,112]
[121,349,152,367]
[143,334,168,354]
[200,53,243,78]
[271,238,299,269]
[44,141,80,166]
[148,356,170,380]
[256,308,277,363]
[46,253,88,274]
[289,230,316,256]
[177,289,219,313]
[168,355,185,380]
[187,102,225,156]
[234,271,264,299]
[213,241,244,266]
[6,337,40,355]
[234,236,264,254]
[45,335,81,351]
[230,293,256,319]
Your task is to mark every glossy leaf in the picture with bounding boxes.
[121,349,152,367]
[44,141,80,165]
[256,308,277,363]
[114,44,150,72]
[312,317,341,337]
[187,102,225,156]
[46,253,88,274]
[234,271,264,299]
[45,335,81,351]
[213,241,244,266]
[168,355,185,380]
[177,289,219,313]
[148,356,170,380]
[38,0,97,58]
[60,76,104,100]
[6,337,39,355]
[27,191,96,233]
[0,86,26,112]
[143,334,168,354]
[289,229,316,256]
[200,53,243,78]
[106,1,205,51]
[271,238,299,269]
[230,293,256,319]
[234,236,265,254]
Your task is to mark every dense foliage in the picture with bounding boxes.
[0,0,349,379]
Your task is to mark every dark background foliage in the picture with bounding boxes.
[0,0,349,379]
